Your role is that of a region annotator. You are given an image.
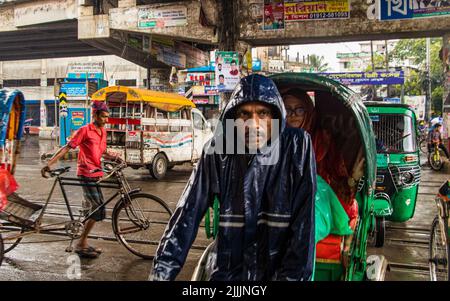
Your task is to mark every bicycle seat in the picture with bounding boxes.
[50,166,71,177]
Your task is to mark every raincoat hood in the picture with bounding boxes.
[220,74,286,133]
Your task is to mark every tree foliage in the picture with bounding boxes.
[309,54,329,72]
[389,38,444,113]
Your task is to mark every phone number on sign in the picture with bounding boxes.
[308,11,349,19]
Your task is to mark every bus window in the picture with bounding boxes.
[169,111,181,132]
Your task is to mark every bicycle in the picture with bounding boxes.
[418,127,428,154]
[428,142,445,171]
[0,161,173,261]
[429,196,450,281]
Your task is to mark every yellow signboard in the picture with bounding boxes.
[284,0,350,21]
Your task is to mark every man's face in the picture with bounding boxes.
[219,76,225,84]
[235,102,274,150]
[231,62,237,71]
[95,111,109,127]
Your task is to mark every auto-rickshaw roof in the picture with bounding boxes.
[364,101,418,117]
[270,72,376,196]
[91,86,196,112]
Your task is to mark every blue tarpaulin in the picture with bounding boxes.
[0,89,26,147]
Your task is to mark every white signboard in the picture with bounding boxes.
[138,6,187,29]
[269,59,285,73]
[67,62,104,75]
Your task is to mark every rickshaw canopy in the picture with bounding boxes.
[91,86,196,112]
[0,89,26,147]
[270,73,377,195]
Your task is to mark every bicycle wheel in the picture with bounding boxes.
[429,151,444,171]
[0,223,23,253]
[112,193,173,259]
[419,139,428,154]
[429,216,450,281]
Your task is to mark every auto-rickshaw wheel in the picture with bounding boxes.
[149,153,168,180]
[374,217,385,248]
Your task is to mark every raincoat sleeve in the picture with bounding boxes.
[274,132,316,281]
[150,152,218,281]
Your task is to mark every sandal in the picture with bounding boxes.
[87,246,103,254]
[75,247,100,259]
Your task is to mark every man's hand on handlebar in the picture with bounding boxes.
[41,165,51,178]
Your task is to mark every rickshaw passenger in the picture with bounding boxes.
[281,88,364,260]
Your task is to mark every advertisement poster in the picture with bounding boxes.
[403,95,426,120]
[71,111,85,127]
[138,6,187,29]
[284,0,350,21]
[379,0,450,20]
[263,0,285,30]
[215,52,240,92]
[319,71,405,85]
[152,42,186,68]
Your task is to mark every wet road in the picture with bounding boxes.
[0,136,447,281]
[0,136,208,281]
[368,154,448,281]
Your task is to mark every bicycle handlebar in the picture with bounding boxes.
[46,166,71,178]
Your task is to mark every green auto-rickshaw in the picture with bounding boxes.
[192,73,386,281]
[365,102,421,248]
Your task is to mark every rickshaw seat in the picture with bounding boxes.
[1,193,43,227]
[316,234,343,263]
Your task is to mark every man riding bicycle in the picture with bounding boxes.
[428,123,450,160]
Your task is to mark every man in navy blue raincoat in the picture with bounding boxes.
[151,74,316,281]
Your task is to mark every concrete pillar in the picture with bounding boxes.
[442,34,450,141]
[41,59,48,87]
[118,0,135,8]
[40,99,47,128]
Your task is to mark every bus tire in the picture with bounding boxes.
[150,153,168,180]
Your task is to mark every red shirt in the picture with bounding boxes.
[68,123,106,178]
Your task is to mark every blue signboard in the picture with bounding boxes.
[379,0,412,20]
[67,73,104,80]
[252,59,262,72]
[379,0,450,20]
[319,71,404,85]
[60,83,87,97]
[384,97,401,103]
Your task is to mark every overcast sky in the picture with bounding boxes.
[286,41,366,72]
